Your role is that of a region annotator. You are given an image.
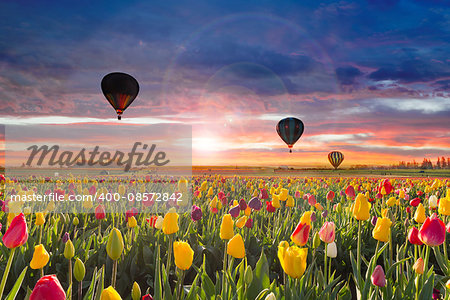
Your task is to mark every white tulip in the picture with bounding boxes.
[327,241,337,258]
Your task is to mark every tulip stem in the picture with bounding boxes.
[176,268,185,300]
[324,243,328,287]
[112,259,118,288]
[421,245,430,288]
[223,243,228,295]
[357,220,362,285]
[0,247,16,299]
[38,225,43,244]
[68,259,72,299]
[167,234,174,279]
[78,281,82,300]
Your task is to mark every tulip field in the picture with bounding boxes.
[0,174,450,300]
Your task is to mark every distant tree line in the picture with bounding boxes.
[393,157,450,169]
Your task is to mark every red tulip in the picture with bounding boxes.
[259,189,269,200]
[345,185,355,199]
[2,213,28,249]
[406,207,411,214]
[418,214,446,246]
[30,275,66,300]
[407,227,423,245]
[245,218,253,228]
[95,204,105,220]
[266,201,276,213]
[308,194,317,206]
[371,265,386,287]
[410,198,421,207]
[379,179,393,195]
[326,191,335,202]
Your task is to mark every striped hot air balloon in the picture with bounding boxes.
[276,117,305,153]
[101,72,139,120]
[328,151,344,169]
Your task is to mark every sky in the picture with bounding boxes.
[0,0,449,167]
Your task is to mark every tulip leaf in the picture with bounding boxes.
[94,266,104,300]
[418,273,434,300]
[66,284,72,300]
[82,266,97,300]
[154,245,162,300]
[247,249,270,300]
[5,266,27,300]
[433,246,449,276]
[201,272,215,298]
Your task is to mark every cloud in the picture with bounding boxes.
[335,66,363,85]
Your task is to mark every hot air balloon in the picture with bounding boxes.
[328,151,344,170]
[276,117,304,153]
[101,72,139,120]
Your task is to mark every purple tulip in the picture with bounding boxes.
[229,205,240,218]
[239,199,247,211]
[191,205,202,221]
[62,232,70,243]
[248,197,262,211]
[311,212,316,222]
[321,210,328,218]
[371,216,378,226]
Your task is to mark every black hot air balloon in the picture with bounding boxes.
[328,151,344,170]
[101,72,139,120]
[276,117,305,153]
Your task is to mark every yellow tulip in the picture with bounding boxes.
[173,241,194,270]
[352,193,371,221]
[414,203,426,223]
[101,286,122,300]
[272,194,281,208]
[30,244,50,269]
[438,192,450,216]
[162,207,179,235]
[279,188,288,201]
[35,212,45,226]
[220,214,234,240]
[236,216,248,228]
[386,197,397,207]
[372,217,392,242]
[128,216,138,228]
[277,241,307,279]
[227,234,245,259]
[300,211,312,226]
[286,196,295,208]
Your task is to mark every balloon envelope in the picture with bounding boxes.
[101,72,139,119]
[276,117,304,152]
[328,151,344,169]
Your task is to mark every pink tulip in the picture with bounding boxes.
[308,194,316,206]
[418,214,446,246]
[2,213,28,249]
[371,265,386,287]
[319,222,335,243]
[294,190,301,198]
[407,227,423,245]
[30,275,66,300]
